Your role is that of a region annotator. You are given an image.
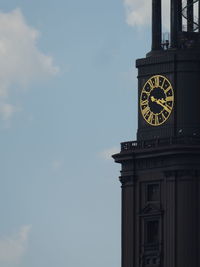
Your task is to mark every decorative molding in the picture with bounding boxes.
[119,175,137,186]
[121,136,200,152]
[140,251,161,267]
[140,203,163,217]
[164,170,176,178]
[164,169,198,179]
[136,157,165,171]
[177,169,197,178]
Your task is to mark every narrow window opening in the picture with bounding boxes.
[146,220,159,244]
[147,184,160,202]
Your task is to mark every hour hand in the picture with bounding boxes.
[151,96,156,102]
[159,98,166,104]
[151,96,165,104]
[151,96,171,112]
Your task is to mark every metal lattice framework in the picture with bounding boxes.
[182,0,199,31]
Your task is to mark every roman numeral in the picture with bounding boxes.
[143,91,150,96]
[161,113,166,120]
[141,99,148,106]
[148,80,154,89]
[148,112,154,124]
[142,106,150,117]
[164,104,172,113]
[164,86,172,94]
[154,76,159,87]
[155,114,159,125]
[166,96,173,102]
[161,78,166,88]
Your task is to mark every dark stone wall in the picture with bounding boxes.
[113,144,200,267]
[136,51,200,141]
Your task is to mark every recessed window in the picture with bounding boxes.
[146,220,159,244]
[146,258,150,265]
[153,258,157,264]
[147,184,160,202]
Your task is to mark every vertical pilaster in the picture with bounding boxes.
[199,0,200,32]
[120,175,136,267]
[177,0,182,32]
[176,170,198,267]
[152,0,162,50]
[164,171,176,267]
[187,0,194,32]
[171,0,182,48]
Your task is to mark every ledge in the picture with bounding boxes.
[120,136,200,152]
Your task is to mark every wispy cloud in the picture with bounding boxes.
[99,146,119,160]
[0,225,31,264]
[0,103,20,121]
[123,0,170,30]
[0,8,59,122]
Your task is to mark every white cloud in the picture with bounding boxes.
[99,146,119,160]
[123,0,170,30]
[0,103,20,121]
[0,225,31,264]
[0,8,59,121]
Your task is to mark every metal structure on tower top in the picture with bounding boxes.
[182,0,199,31]
[152,0,200,52]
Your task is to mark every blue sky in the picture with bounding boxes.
[0,1,153,267]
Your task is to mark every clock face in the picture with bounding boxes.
[140,75,174,126]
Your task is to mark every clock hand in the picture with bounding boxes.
[151,96,171,113]
[156,99,171,113]
[151,96,165,103]
[159,98,166,104]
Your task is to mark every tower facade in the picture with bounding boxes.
[113,1,200,267]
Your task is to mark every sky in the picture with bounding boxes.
[0,1,171,267]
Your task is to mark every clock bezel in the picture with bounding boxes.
[140,75,174,127]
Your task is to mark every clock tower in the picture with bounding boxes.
[113,1,200,267]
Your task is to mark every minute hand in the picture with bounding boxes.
[156,99,171,113]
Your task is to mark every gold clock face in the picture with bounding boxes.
[140,75,174,126]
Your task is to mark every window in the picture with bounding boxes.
[147,184,160,202]
[146,220,159,244]
[145,257,159,266]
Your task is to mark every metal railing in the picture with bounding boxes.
[121,136,200,152]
